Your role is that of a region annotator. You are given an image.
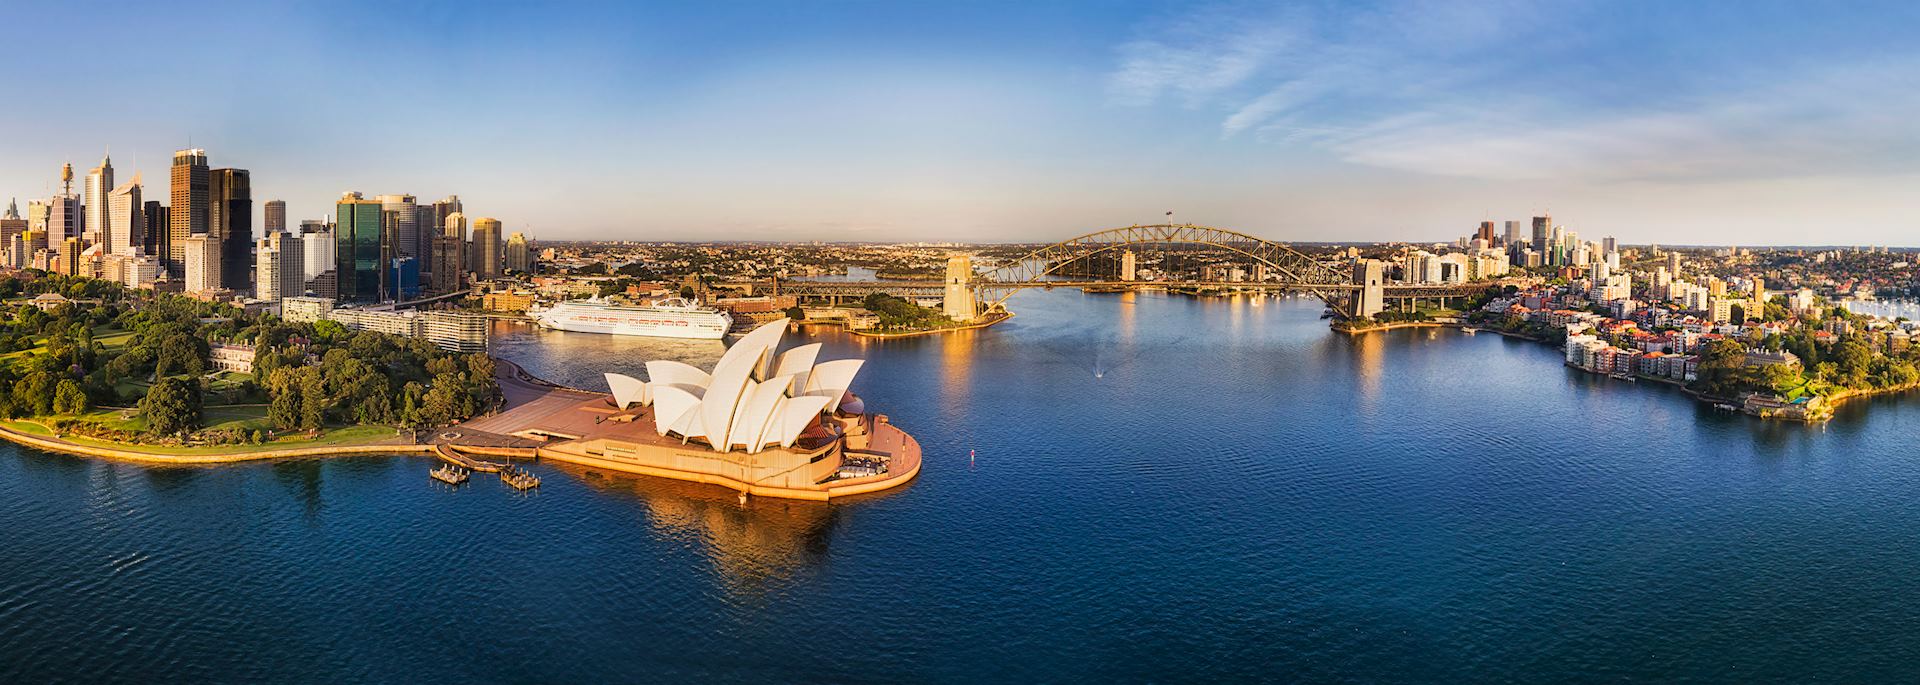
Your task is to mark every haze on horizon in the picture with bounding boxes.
[2,0,1916,246]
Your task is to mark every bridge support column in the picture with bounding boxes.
[1349,259,1385,319]
[944,254,977,323]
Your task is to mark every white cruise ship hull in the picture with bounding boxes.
[532,303,732,340]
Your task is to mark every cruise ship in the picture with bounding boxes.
[529,298,733,340]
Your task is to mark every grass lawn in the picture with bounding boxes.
[2,416,405,456]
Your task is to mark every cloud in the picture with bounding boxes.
[1108,1,1920,183]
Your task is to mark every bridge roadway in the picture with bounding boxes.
[761,279,1495,300]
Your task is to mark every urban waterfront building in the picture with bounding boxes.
[472,217,503,279]
[84,153,112,245]
[335,193,384,303]
[106,178,142,255]
[209,168,252,294]
[169,149,209,277]
[505,232,532,273]
[431,211,467,293]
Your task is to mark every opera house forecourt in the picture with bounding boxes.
[476,320,922,501]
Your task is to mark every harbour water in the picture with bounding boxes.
[7,290,1920,682]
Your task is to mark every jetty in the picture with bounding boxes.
[430,464,470,485]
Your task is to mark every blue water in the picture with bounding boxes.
[6,290,1920,683]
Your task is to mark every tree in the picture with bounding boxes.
[298,369,328,430]
[140,378,202,436]
[266,367,302,430]
[52,379,89,415]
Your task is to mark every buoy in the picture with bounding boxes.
[737,492,748,505]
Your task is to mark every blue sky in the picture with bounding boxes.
[2,0,1916,244]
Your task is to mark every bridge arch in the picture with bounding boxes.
[975,224,1357,311]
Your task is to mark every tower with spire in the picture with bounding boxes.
[86,150,114,247]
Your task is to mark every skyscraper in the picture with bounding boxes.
[209,168,252,293]
[472,217,503,279]
[375,194,418,260]
[335,193,385,303]
[84,152,113,245]
[1476,221,1495,244]
[263,199,286,233]
[143,201,168,258]
[0,199,24,252]
[48,163,81,247]
[169,149,210,277]
[182,235,219,293]
[298,220,333,283]
[1530,215,1550,251]
[414,204,437,285]
[1504,220,1522,246]
[255,230,304,303]
[106,179,142,255]
[505,232,532,273]
[431,211,467,293]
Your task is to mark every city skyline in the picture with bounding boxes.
[2,1,1918,245]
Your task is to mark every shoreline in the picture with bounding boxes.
[1439,321,1920,423]
[0,422,434,464]
[849,311,1014,339]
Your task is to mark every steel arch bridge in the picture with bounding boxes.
[975,224,1357,310]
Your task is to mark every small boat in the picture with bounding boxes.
[1714,403,1738,412]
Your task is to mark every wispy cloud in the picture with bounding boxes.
[1109,0,1920,183]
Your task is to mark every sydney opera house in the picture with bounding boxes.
[512,320,922,501]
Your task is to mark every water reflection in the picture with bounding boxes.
[552,462,840,595]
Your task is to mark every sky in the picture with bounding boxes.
[2,0,1917,245]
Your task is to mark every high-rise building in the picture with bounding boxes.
[209,168,252,293]
[255,230,304,303]
[431,211,467,293]
[106,179,143,254]
[58,237,83,276]
[169,149,210,277]
[376,194,418,261]
[1530,215,1550,252]
[27,200,49,238]
[0,199,24,252]
[413,205,437,285]
[335,193,385,303]
[472,217,503,279]
[84,152,113,245]
[182,235,219,293]
[299,221,333,282]
[1476,221,1495,243]
[1504,220,1522,246]
[263,199,286,233]
[1119,249,1137,281]
[143,201,168,258]
[505,232,532,273]
[48,163,81,248]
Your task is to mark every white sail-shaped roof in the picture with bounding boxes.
[605,373,650,409]
[628,319,861,452]
[644,360,711,389]
[773,343,821,397]
[651,385,704,438]
[802,359,864,413]
[762,395,832,449]
[728,375,793,452]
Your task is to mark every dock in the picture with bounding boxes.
[433,444,507,473]
[430,464,470,485]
